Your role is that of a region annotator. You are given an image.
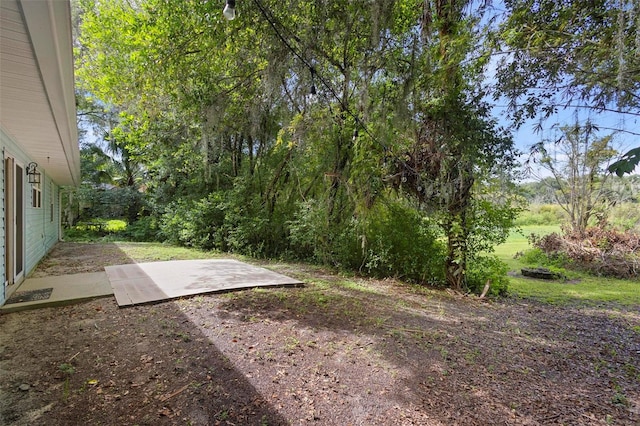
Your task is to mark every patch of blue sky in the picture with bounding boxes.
[475,0,639,177]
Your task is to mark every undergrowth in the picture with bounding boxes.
[526,224,640,279]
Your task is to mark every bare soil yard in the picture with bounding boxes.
[1,242,639,425]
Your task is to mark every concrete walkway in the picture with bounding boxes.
[1,259,302,312]
[0,272,113,313]
[105,259,302,307]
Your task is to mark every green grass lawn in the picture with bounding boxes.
[495,225,640,305]
[113,241,227,263]
[494,225,560,270]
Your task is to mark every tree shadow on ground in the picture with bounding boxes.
[210,277,640,425]
[0,242,290,426]
[5,243,639,425]
[0,298,291,425]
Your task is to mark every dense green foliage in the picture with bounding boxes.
[71,0,523,294]
[72,0,638,294]
[494,0,640,124]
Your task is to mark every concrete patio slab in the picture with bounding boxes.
[105,259,302,307]
[0,272,113,313]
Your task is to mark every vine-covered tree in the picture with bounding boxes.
[381,0,519,290]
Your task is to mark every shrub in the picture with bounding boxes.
[517,247,572,278]
[222,180,291,258]
[63,218,127,241]
[63,226,97,242]
[289,200,447,284]
[158,186,291,257]
[159,193,226,250]
[361,202,446,285]
[466,255,509,296]
[122,217,159,242]
[519,246,571,269]
[514,204,566,226]
[288,199,359,266]
[225,213,276,257]
[608,203,640,232]
[105,219,127,232]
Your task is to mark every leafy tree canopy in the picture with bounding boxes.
[73,0,531,293]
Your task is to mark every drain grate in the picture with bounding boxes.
[5,288,53,305]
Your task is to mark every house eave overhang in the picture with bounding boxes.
[0,0,80,186]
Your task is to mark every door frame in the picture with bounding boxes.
[4,152,26,290]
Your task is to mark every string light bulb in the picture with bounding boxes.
[223,0,236,20]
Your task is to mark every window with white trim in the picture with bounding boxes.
[32,181,42,208]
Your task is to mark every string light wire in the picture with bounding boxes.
[249,0,415,173]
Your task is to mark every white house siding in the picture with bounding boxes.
[1,128,62,305]
[25,173,59,275]
[1,0,80,306]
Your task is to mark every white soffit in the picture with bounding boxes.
[0,0,80,186]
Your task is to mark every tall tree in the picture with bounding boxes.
[494,0,640,123]
[528,122,618,234]
[389,1,518,290]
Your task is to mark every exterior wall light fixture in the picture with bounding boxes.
[26,162,41,184]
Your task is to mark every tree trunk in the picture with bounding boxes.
[444,193,470,290]
[443,163,474,290]
[445,218,466,290]
[327,130,351,221]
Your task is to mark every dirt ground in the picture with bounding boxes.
[1,242,639,425]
